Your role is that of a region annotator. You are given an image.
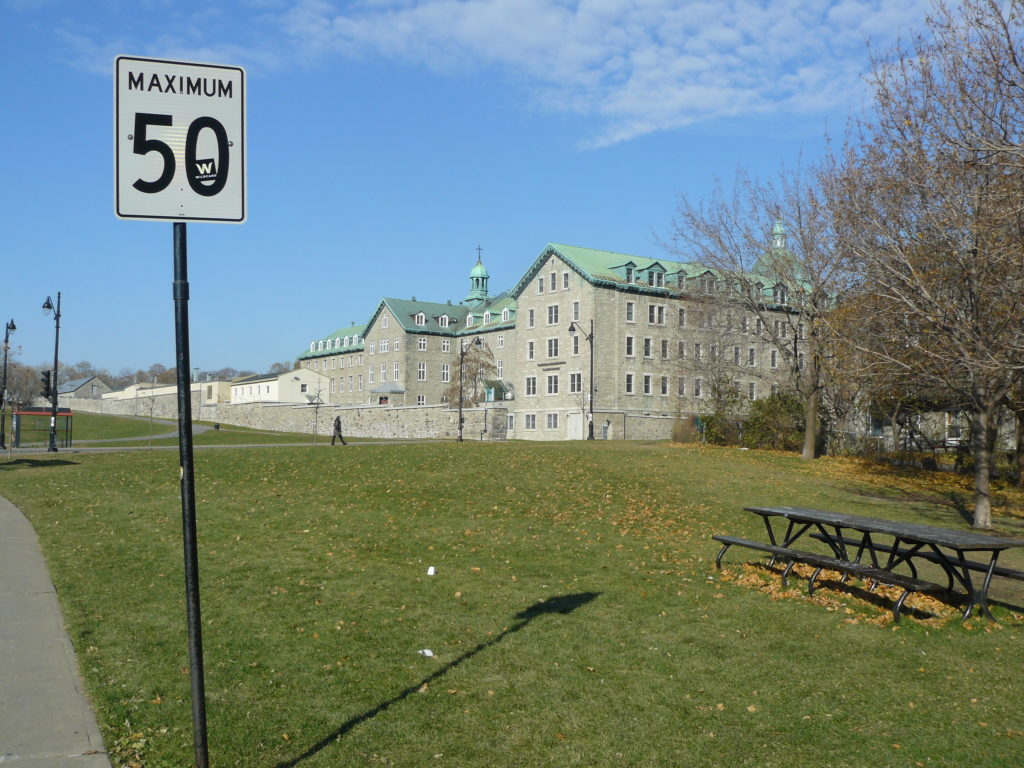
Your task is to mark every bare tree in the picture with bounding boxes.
[669,165,842,459]
[827,0,1024,527]
[442,338,497,408]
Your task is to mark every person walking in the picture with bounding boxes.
[331,415,347,445]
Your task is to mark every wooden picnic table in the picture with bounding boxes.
[738,506,1024,621]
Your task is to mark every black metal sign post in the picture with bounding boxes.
[116,56,245,768]
[173,222,210,768]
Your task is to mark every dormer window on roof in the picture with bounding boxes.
[310,342,315,352]
[648,270,665,288]
[773,284,788,304]
[438,315,450,328]
[466,315,475,327]
[415,312,426,326]
[625,266,634,283]
[344,336,350,346]
[502,308,510,321]
[483,312,491,323]
[318,340,324,351]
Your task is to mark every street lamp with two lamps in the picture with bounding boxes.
[0,319,15,449]
[567,319,595,440]
[42,293,61,452]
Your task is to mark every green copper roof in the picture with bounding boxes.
[470,257,489,278]
[298,323,367,359]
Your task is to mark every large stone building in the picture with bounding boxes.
[297,240,795,440]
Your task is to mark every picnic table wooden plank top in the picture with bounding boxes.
[744,506,1024,552]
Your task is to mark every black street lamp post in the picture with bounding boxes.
[0,319,15,449]
[457,337,482,442]
[568,319,595,440]
[42,293,61,452]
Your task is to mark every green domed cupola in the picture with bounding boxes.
[465,248,490,308]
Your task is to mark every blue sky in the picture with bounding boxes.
[0,0,929,376]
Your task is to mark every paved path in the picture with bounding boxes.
[0,496,111,767]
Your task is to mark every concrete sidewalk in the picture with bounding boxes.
[0,496,111,767]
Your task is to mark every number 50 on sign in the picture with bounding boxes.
[115,56,246,223]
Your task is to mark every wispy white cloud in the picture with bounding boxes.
[41,0,932,147]
[279,0,931,147]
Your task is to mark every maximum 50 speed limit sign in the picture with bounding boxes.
[115,56,246,223]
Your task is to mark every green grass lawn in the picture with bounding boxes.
[2,441,1023,767]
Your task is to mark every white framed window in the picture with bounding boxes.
[441,339,451,353]
[547,338,559,358]
[678,307,686,327]
[625,302,635,322]
[382,314,389,329]
[733,346,740,365]
[380,363,387,382]
[502,308,510,322]
[694,377,703,397]
[466,315,474,327]
[546,374,559,395]
[394,362,400,380]
[394,338,400,352]
[300,383,308,393]
[572,335,580,356]
[349,375,354,390]
[418,337,427,351]
[442,364,450,382]
[771,350,778,369]
[497,360,504,378]
[417,394,426,405]
[643,374,652,395]
[369,369,375,384]
[678,341,686,358]
[527,340,535,360]
[380,339,389,353]
[625,266,634,283]
[484,312,491,323]
[570,372,582,393]
[525,376,537,396]
[625,335,635,357]
[662,339,670,359]
[748,348,756,366]
[643,337,652,358]
[677,377,685,397]
[508,414,515,431]
[572,301,580,321]
[528,309,535,328]
[549,272,556,291]
[648,305,665,325]
[369,342,375,355]
[538,277,545,294]
[525,413,537,430]
[417,362,427,381]
[497,334,504,348]
[546,412,558,429]
[439,315,450,328]
[547,305,559,325]
[748,382,756,400]
[562,271,570,289]
[357,375,363,391]
[660,376,669,395]
[625,373,635,394]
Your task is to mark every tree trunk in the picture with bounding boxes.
[801,387,818,460]
[1016,407,1024,489]
[971,406,994,529]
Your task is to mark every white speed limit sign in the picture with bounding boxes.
[115,56,246,223]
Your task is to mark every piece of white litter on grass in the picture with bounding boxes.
[427,566,436,576]
[418,649,434,657]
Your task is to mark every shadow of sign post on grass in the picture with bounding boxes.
[276,591,601,768]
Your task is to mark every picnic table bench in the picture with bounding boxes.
[712,507,1024,622]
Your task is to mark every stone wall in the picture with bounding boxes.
[60,391,197,420]
[65,387,680,441]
